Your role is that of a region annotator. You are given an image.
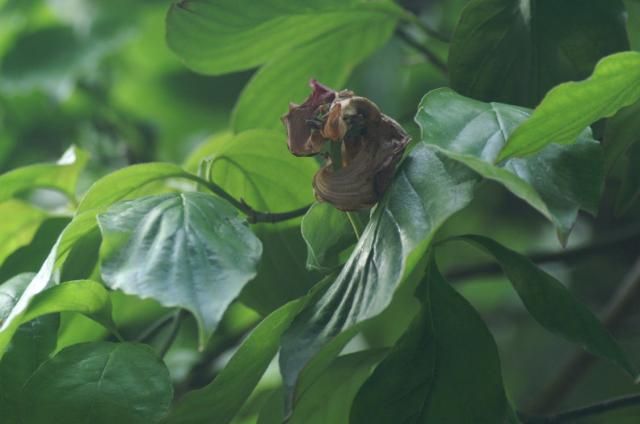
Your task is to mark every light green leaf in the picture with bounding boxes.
[301,202,356,272]
[231,11,397,131]
[78,162,189,213]
[0,200,46,265]
[21,342,172,424]
[166,0,399,75]
[194,130,319,314]
[98,192,262,345]
[290,350,387,424]
[0,280,115,359]
[451,235,636,376]
[449,0,629,107]
[500,52,640,160]
[352,262,510,423]
[0,315,59,421]
[163,298,305,424]
[280,144,478,408]
[0,145,87,203]
[415,88,602,242]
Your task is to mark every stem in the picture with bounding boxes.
[446,226,640,282]
[157,310,184,359]
[399,10,451,43]
[346,212,364,239]
[183,174,311,224]
[135,312,176,343]
[396,28,448,76]
[522,393,640,423]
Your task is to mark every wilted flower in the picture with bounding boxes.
[282,80,410,211]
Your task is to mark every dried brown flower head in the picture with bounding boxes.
[282,80,410,211]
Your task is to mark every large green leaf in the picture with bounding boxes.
[451,235,636,376]
[194,130,319,314]
[449,0,629,107]
[416,88,602,242]
[78,162,189,213]
[280,144,478,407]
[166,0,399,131]
[0,200,45,265]
[0,280,115,358]
[20,342,173,424]
[351,263,510,423]
[289,350,387,424]
[500,52,640,160]
[166,0,399,75]
[301,202,356,272]
[163,298,305,424]
[98,192,262,345]
[0,315,59,422]
[0,145,87,203]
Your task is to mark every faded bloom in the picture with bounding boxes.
[282,80,410,211]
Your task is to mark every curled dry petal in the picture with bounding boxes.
[282,81,410,211]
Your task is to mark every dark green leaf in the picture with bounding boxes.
[301,202,356,272]
[352,262,510,423]
[604,100,640,174]
[0,280,115,358]
[163,298,305,424]
[21,342,172,424]
[280,144,478,408]
[98,192,262,345]
[194,130,318,314]
[451,235,635,376]
[290,350,387,424]
[0,145,87,203]
[449,0,629,107]
[500,52,640,160]
[415,88,602,242]
[615,141,640,214]
[0,315,59,422]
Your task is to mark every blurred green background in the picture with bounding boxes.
[1,0,640,422]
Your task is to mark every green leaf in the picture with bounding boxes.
[166,0,399,75]
[604,100,640,174]
[20,342,172,424]
[163,298,305,424]
[449,0,629,107]
[352,263,510,423]
[0,145,87,203]
[0,280,115,359]
[451,235,636,376]
[500,52,640,160]
[0,315,59,422]
[98,192,262,345]
[415,88,602,242]
[230,11,397,131]
[0,200,46,265]
[301,202,356,272]
[289,350,387,424]
[280,143,478,407]
[194,130,319,314]
[615,141,640,214]
[78,162,190,213]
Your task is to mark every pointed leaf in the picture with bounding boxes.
[21,342,172,424]
[352,263,510,423]
[452,235,636,376]
[98,192,262,345]
[0,200,46,265]
[415,88,602,241]
[500,52,640,160]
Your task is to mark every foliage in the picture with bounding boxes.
[1,0,640,423]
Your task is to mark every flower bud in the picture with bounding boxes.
[283,81,410,211]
